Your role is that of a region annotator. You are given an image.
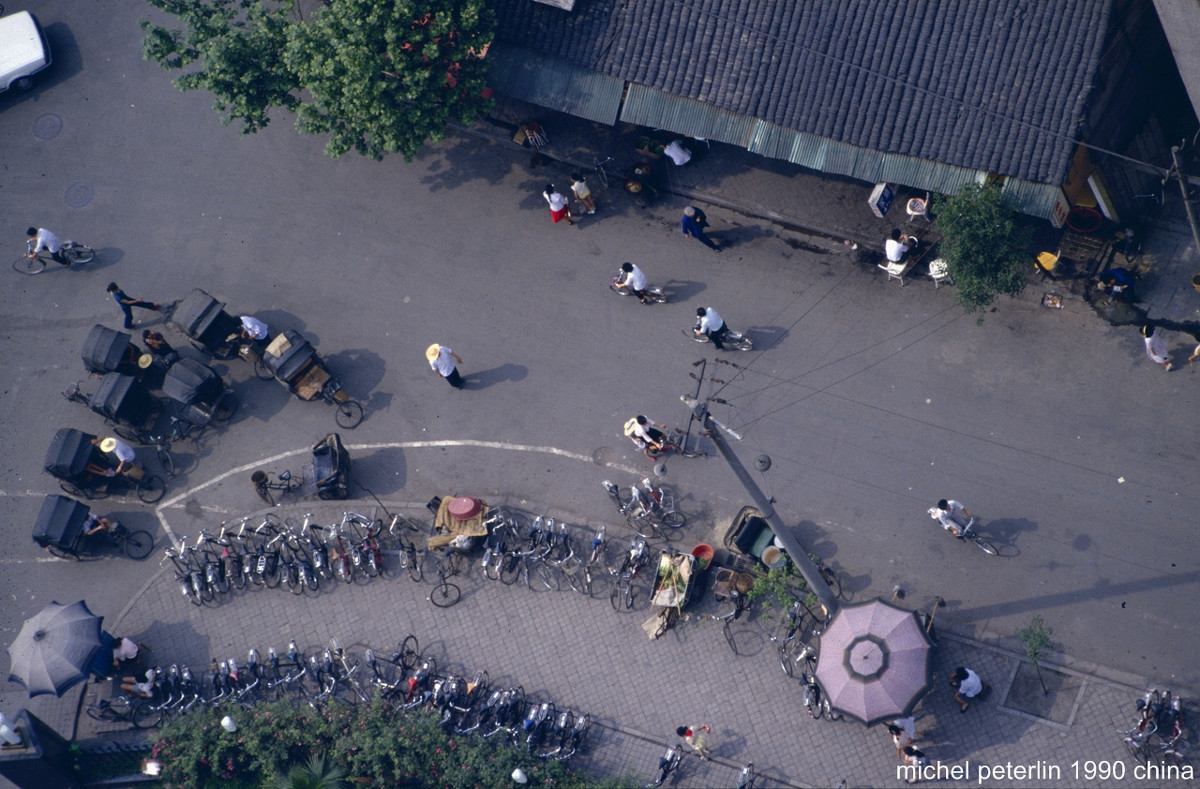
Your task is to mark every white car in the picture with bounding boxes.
[0,11,51,93]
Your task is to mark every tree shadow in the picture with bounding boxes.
[462,363,527,390]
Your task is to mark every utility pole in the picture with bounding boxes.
[681,394,839,616]
[1170,144,1200,258]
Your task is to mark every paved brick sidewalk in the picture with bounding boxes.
[56,500,1191,788]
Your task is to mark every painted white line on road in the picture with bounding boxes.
[154,439,640,545]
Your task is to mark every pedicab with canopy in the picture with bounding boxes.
[161,357,238,428]
[81,325,141,376]
[168,288,245,361]
[258,329,364,428]
[43,428,165,503]
[31,494,154,560]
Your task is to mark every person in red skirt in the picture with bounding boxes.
[543,184,574,225]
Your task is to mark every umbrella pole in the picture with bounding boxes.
[924,596,945,636]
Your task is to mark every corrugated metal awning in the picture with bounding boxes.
[620,84,756,147]
[486,44,624,126]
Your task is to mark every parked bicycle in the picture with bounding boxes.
[85,694,155,729]
[609,535,650,612]
[429,551,463,607]
[252,468,301,507]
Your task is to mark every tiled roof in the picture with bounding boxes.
[490,0,1114,183]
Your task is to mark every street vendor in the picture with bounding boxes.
[237,315,270,342]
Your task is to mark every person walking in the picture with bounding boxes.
[543,184,574,225]
[1142,324,1172,371]
[675,723,711,760]
[569,173,596,214]
[887,716,925,759]
[949,666,991,712]
[107,283,162,330]
[26,227,70,266]
[901,745,931,784]
[681,206,719,251]
[426,343,464,389]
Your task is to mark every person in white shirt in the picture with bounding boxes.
[426,343,464,389]
[543,185,574,225]
[239,315,269,341]
[885,228,914,263]
[617,262,650,303]
[694,307,729,350]
[26,226,68,265]
[624,415,666,452]
[931,499,974,536]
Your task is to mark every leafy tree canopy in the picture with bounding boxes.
[140,0,496,160]
[934,182,1031,320]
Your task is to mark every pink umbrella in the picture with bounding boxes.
[813,598,934,725]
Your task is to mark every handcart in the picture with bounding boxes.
[81,325,142,376]
[643,550,697,640]
[304,432,351,500]
[32,494,154,560]
[258,330,364,428]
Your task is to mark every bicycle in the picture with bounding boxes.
[115,416,202,478]
[592,155,616,188]
[609,535,649,612]
[647,742,683,787]
[928,508,998,556]
[429,552,463,607]
[699,589,749,654]
[1120,715,1158,765]
[85,694,154,729]
[14,238,95,274]
[582,524,610,598]
[252,468,301,507]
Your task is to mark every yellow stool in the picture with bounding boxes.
[1035,252,1059,275]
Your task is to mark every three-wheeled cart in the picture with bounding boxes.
[258,330,364,428]
[643,550,697,640]
[305,432,352,500]
[82,325,142,376]
[43,427,166,504]
[32,494,154,560]
[87,374,161,438]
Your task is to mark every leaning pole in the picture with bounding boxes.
[681,395,839,616]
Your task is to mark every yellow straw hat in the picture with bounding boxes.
[425,343,441,361]
[100,437,118,453]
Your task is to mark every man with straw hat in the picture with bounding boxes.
[426,343,464,389]
[92,436,138,476]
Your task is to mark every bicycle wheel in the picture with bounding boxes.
[560,563,584,594]
[399,635,420,671]
[535,561,559,591]
[113,426,146,444]
[823,699,841,721]
[405,550,424,582]
[305,568,320,592]
[778,643,796,677]
[723,620,739,654]
[593,163,608,188]
[65,244,96,265]
[132,702,161,729]
[155,446,176,478]
[255,481,275,507]
[335,400,364,429]
[661,511,686,529]
[809,692,824,720]
[499,554,520,585]
[136,474,166,504]
[483,553,502,581]
[263,560,282,588]
[971,535,999,556]
[430,581,461,608]
[14,254,46,274]
[86,704,118,723]
[123,530,154,560]
[253,358,274,381]
[213,392,238,423]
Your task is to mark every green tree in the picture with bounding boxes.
[140,0,496,160]
[1017,614,1054,695]
[934,182,1030,320]
[267,753,348,789]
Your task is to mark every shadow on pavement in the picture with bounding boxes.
[463,363,527,390]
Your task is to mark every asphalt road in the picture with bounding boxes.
[2,0,1199,734]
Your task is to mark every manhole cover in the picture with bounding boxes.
[65,182,94,208]
[33,114,62,140]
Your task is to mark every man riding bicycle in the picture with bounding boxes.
[624,415,667,453]
[26,227,69,266]
[616,262,650,303]
[694,307,729,350]
[930,499,975,537]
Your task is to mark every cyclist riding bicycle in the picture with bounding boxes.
[930,499,975,537]
[694,307,729,350]
[26,226,69,266]
[616,262,650,303]
[624,415,666,453]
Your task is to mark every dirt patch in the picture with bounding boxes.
[1002,662,1084,724]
